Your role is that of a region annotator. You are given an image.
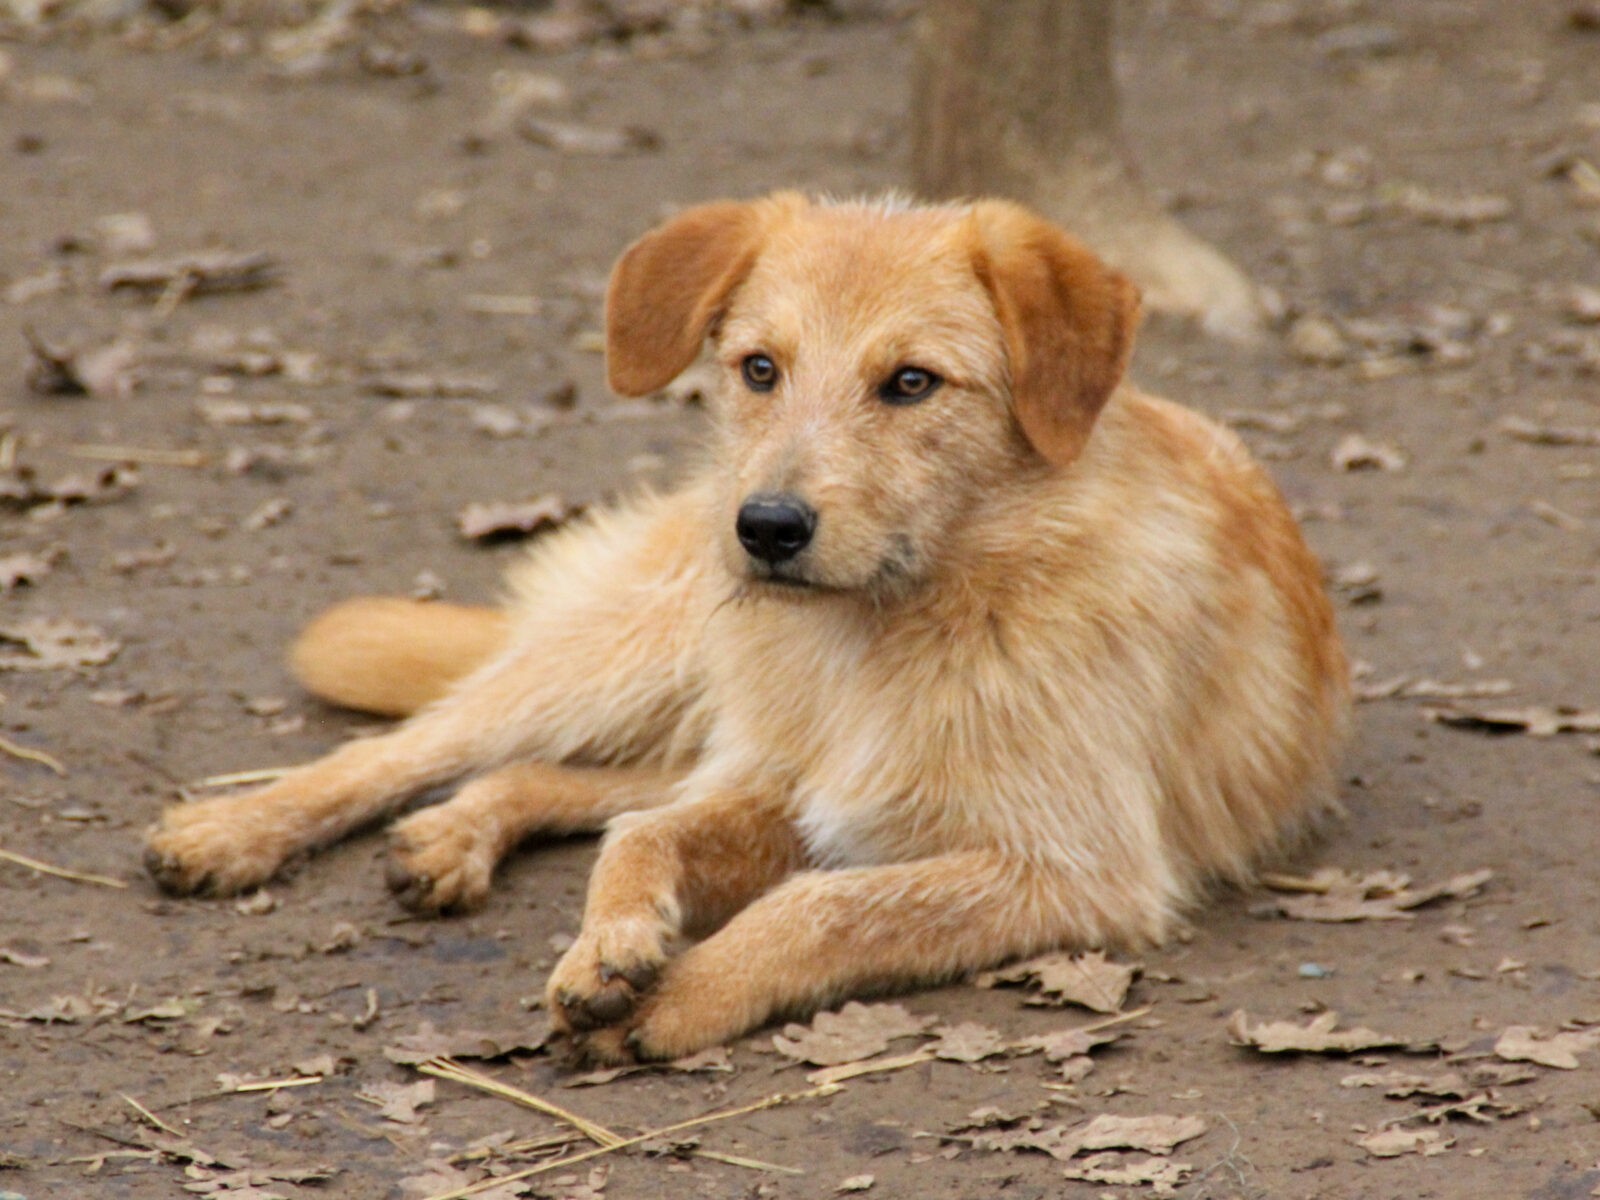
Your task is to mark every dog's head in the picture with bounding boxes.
[606,193,1141,598]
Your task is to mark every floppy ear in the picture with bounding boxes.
[968,201,1142,467]
[605,196,794,397]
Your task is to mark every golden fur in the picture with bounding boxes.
[144,194,1349,1062]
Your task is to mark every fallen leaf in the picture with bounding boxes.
[0,550,60,591]
[928,1022,1008,1063]
[1331,432,1406,471]
[1227,1010,1409,1054]
[1261,867,1492,922]
[1395,185,1512,227]
[457,495,579,542]
[197,398,313,427]
[381,1019,551,1065]
[771,1001,936,1067]
[977,950,1139,1012]
[1011,1025,1124,1062]
[668,1046,733,1073]
[0,617,120,671]
[0,464,139,511]
[1061,1151,1193,1192]
[23,329,140,399]
[1494,1025,1600,1070]
[971,1113,1205,1162]
[1357,1127,1454,1158]
[1427,704,1600,737]
[519,116,658,156]
[364,371,498,399]
[397,1161,527,1200]
[357,1078,435,1124]
[0,946,50,968]
[101,250,279,298]
[1501,415,1600,446]
[836,1175,875,1193]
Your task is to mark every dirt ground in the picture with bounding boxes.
[1,2,1599,1197]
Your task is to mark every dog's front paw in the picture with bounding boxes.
[144,797,295,897]
[546,916,670,1035]
[386,806,497,914]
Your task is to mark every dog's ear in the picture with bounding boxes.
[606,196,796,397]
[967,202,1142,467]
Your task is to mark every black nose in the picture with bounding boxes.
[736,494,817,564]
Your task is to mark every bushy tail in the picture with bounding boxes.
[288,597,510,718]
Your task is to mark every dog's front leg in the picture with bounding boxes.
[546,789,804,1048]
[609,852,1161,1062]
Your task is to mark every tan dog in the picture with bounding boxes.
[145,193,1349,1062]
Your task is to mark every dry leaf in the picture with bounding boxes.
[1012,1025,1123,1063]
[928,1022,1008,1063]
[457,495,579,542]
[519,117,658,156]
[0,618,120,671]
[0,464,139,511]
[1494,1025,1600,1070]
[972,1113,1205,1162]
[357,1078,434,1124]
[364,371,497,399]
[1500,416,1600,447]
[1262,867,1492,922]
[1357,1127,1454,1158]
[771,1001,936,1067]
[978,950,1138,1013]
[668,1046,733,1073]
[0,550,60,591]
[1061,1152,1193,1192]
[197,398,314,427]
[397,1161,527,1200]
[0,946,50,968]
[1427,704,1600,737]
[23,329,140,399]
[381,1019,551,1065]
[1228,1010,1408,1054]
[101,250,279,297]
[1331,432,1406,471]
[1395,186,1512,227]
[836,1176,875,1193]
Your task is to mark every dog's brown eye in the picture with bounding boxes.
[741,354,778,392]
[881,366,941,405]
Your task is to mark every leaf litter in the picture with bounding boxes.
[1259,866,1493,921]
[1227,1010,1424,1054]
[1426,703,1600,736]
[771,1001,936,1067]
[977,949,1140,1012]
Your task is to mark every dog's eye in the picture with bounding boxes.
[880,366,942,405]
[741,354,779,392]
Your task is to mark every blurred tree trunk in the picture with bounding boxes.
[912,0,1272,343]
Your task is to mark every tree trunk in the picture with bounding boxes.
[912,0,1271,343]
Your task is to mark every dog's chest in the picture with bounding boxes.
[708,600,1045,864]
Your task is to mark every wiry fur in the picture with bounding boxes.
[144,193,1348,1062]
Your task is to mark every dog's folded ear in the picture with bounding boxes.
[967,202,1142,468]
[606,194,801,397]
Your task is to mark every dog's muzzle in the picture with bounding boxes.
[736,494,816,565]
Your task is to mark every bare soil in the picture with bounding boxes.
[1,4,1599,1198]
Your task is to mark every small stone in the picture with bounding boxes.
[1288,315,1349,365]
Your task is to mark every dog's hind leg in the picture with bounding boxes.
[385,762,687,914]
[144,489,717,897]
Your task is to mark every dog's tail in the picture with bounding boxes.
[288,598,510,718]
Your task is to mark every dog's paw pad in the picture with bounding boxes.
[386,811,496,914]
[546,920,669,1033]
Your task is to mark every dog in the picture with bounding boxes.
[145,193,1349,1062]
